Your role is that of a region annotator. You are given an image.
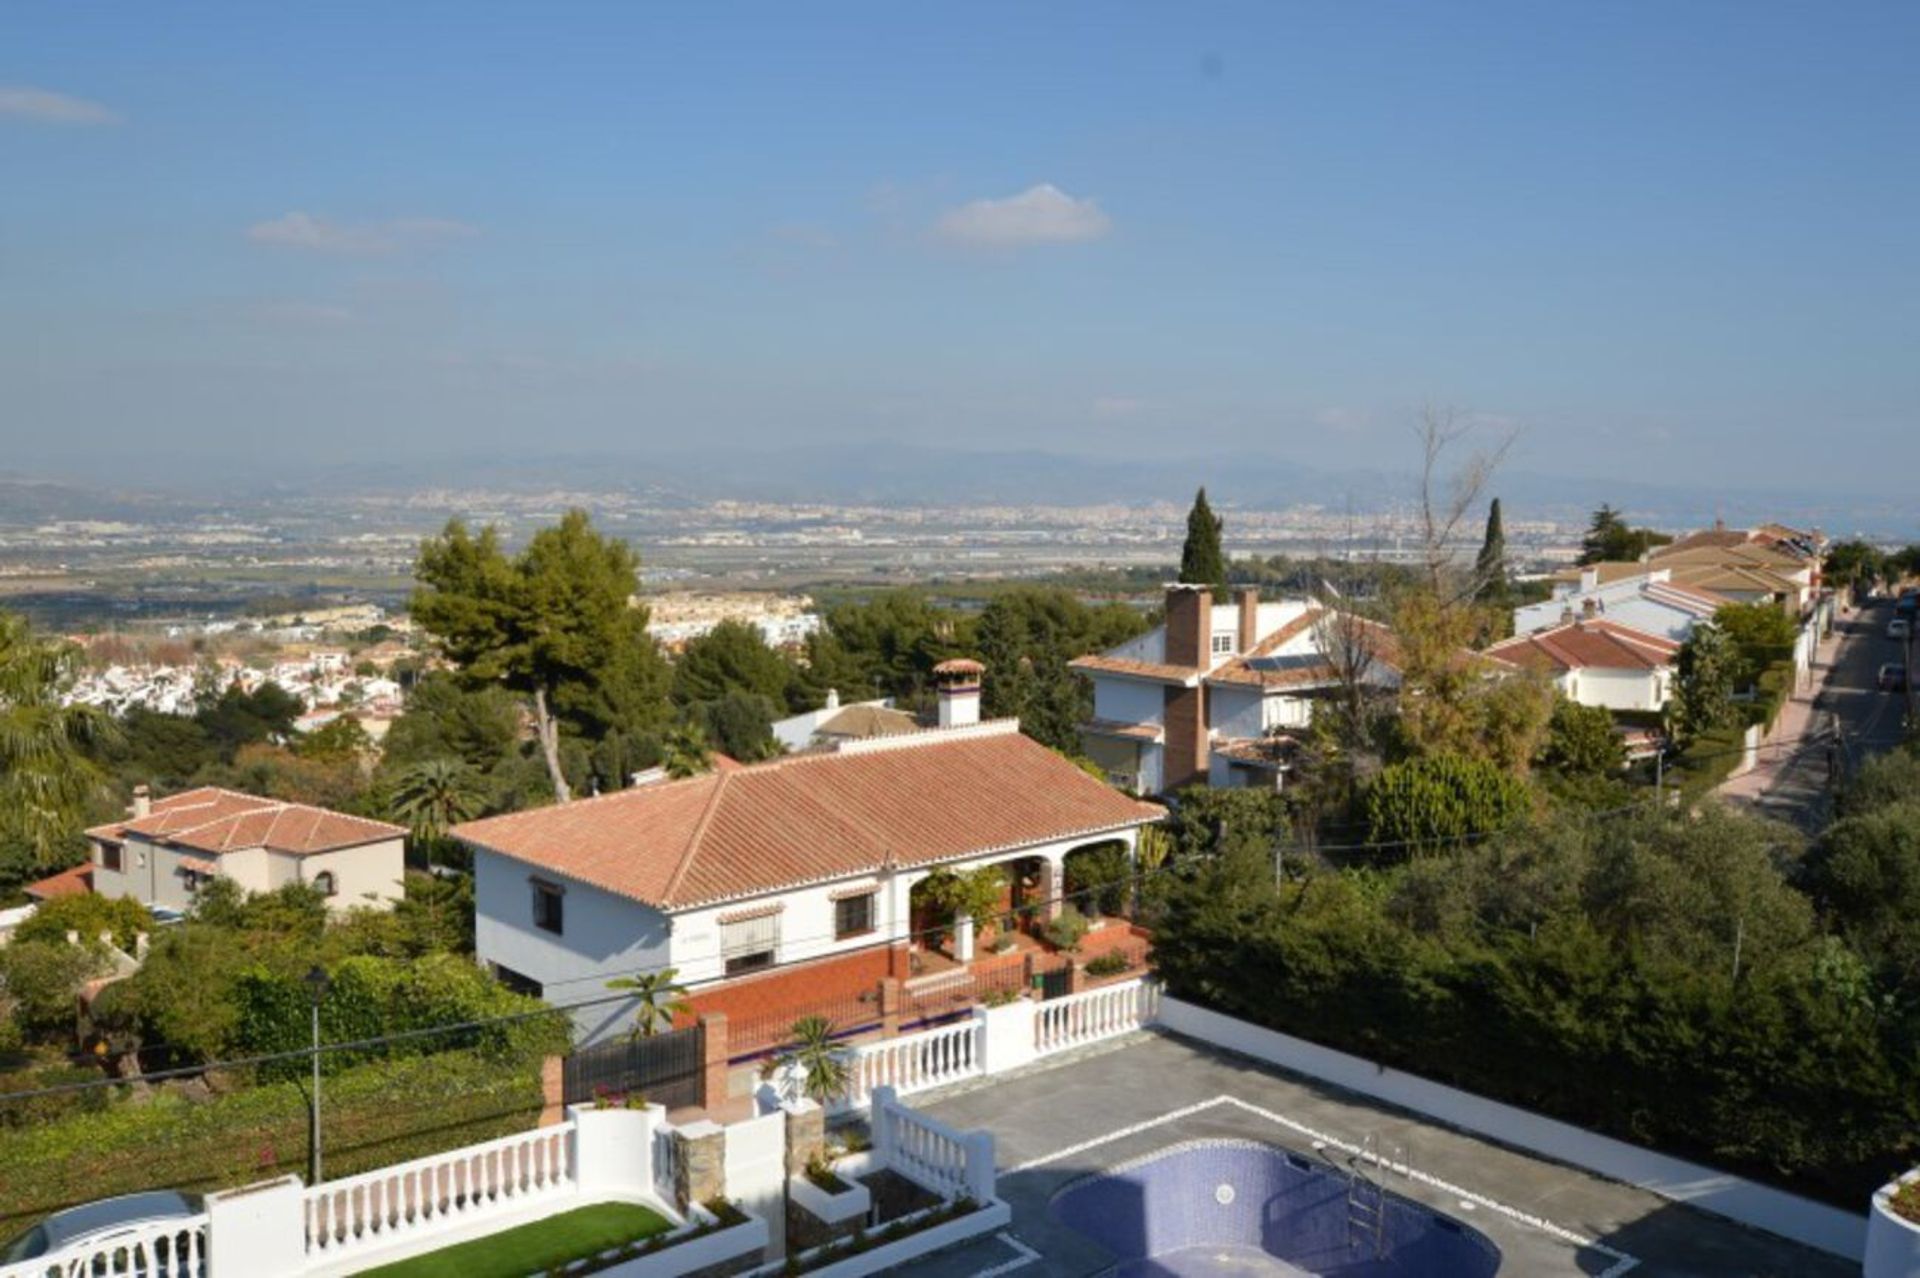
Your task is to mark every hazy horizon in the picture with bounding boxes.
[4,3,1916,497]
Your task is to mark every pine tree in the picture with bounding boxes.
[1179,487,1228,597]
[1473,498,1509,606]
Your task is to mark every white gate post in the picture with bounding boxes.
[205,1176,307,1278]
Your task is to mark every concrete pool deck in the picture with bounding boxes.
[884,1029,1857,1278]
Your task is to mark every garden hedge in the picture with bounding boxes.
[0,1049,545,1235]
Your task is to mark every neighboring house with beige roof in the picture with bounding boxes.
[1485,619,1680,714]
[87,786,405,914]
[454,720,1162,1043]
[1069,585,1411,795]
[1516,565,1732,643]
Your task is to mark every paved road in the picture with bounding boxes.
[1722,601,1911,829]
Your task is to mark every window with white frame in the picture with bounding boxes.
[1211,632,1235,656]
[721,911,780,975]
[98,841,123,873]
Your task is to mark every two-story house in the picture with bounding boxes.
[1069,585,1405,795]
[87,786,406,914]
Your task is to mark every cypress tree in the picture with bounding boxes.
[1179,487,1228,597]
[1473,498,1509,606]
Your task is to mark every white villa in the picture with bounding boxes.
[1484,618,1680,714]
[454,717,1162,1044]
[1069,585,1404,795]
[86,786,407,914]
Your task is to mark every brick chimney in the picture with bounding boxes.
[1161,585,1212,792]
[933,659,984,729]
[1235,587,1259,654]
[1164,585,1211,670]
[131,784,151,819]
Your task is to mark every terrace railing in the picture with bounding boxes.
[843,1018,983,1110]
[302,1123,573,1263]
[869,1086,995,1204]
[1035,978,1158,1055]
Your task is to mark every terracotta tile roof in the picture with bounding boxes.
[1643,580,1731,612]
[1663,563,1800,596]
[1485,619,1679,674]
[86,786,403,857]
[932,658,986,676]
[452,723,1164,912]
[1067,654,1201,685]
[24,863,93,900]
[1211,736,1301,770]
[1548,562,1651,586]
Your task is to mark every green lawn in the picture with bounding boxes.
[351,1202,673,1278]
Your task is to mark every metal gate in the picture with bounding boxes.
[563,1023,704,1110]
[1038,966,1074,1000]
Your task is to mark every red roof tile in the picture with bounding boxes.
[453,724,1163,912]
[1067,654,1200,685]
[87,786,403,856]
[1485,619,1679,674]
[24,863,93,900]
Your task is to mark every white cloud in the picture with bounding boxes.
[0,86,120,125]
[933,183,1111,247]
[246,212,479,257]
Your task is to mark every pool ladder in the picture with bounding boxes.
[1346,1133,1411,1258]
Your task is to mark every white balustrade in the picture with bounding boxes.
[843,1019,982,1108]
[1034,978,1156,1056]
[874,1094,970,1201]
[302,1124,573,1258]
[0,1215,207,1278]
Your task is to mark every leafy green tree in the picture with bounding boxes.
[1178,487,1228,597]
[1674,620,1737,740]
[0,941,104,1042]
[695,691,781,763]
[974,587,1149,753]
[413,511,661,803]
[1836,747,1920,819]
[671,619,796,709]
[915,865,1007,935]
[195,682,302,756]
[1713,602,1797,689]
[1804,802,1920,980]
[1063,841,1133,917]
[605,967,692,1040]
[96,707,216,790]
[1823,540,1887,594]
[293,716,372,762]
[1363,753,1533,855]
[0,612,113,869]
[1538,698,1625,777]
[798,591,969,707]
[13,894,153,953]
[1577,505,1671,565]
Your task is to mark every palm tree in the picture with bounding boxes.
[778,1016,851,1107]
[0,613,112,868]
[661,721,712,779]
[388,758,485,862]
[605,967,692,1040]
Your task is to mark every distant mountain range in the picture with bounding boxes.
[3,443,1911,539]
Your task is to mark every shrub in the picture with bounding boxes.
[1063,841,1132,917]
[1893,1178,1920,1226]
[1042,907,1089,953]
[1084,952,1132,978]
[1363,753,1534,856]
[11,895,153,954]
[0,941,104,1042]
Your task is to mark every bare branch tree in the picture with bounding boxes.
[1413,404,1516,602]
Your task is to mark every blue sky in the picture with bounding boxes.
[2,2,1916,495]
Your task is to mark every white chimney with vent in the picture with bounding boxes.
[131,784,151,819]
[933,659,984,729]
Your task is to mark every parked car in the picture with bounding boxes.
[1882,664,1910,692]
[1890,618,1912,640]
[0,1191,203,1266]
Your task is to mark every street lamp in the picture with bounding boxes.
[305,964,330,1186]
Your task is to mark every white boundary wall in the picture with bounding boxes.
[1158,996,1869,1263]
[1866,1169,1920,1278]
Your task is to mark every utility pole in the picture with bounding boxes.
[306,965,330,1186]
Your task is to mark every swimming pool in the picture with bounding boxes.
[1050,1139,1503,1277]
